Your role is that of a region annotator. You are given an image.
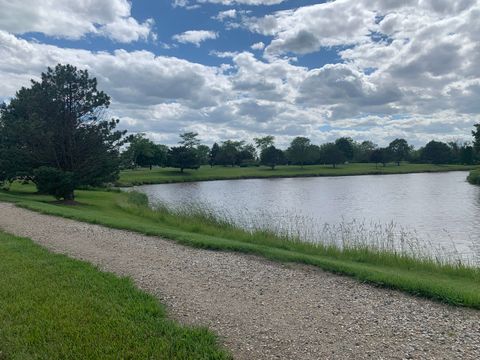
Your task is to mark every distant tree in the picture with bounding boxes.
[153,144,169,167]
[124,134,155,169]
[0,64,127,200]
[460,144,475,165]
[335,137,354,161]
[216,140,245,166]
[179,131,200,148]
[287,137,313,167]
[254,135,275,152]
[196,144,210,165]
[370,148,390,167]
[388,138,412,166]
[320,143,345,168]
[472,123,480,154]
[422,140,452,164]
[167,146,199,173]
[260,145,283,169]
[237,143,257,165]
[353,140,377,163]
[209,142,220,167]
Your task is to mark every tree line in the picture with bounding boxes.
[1,63,479,201]
[124,132,480,172]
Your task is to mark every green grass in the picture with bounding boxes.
[1,183,479,310]
[0,230,230,360]
[118,163,476,186]
[467,168,480,185]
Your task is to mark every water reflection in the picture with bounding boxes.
[135,171,479,256]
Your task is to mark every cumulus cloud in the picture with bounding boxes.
[214,9,237,21]
[176,0,285,7]
[0,0,155,42]
[1,0,480,146]
[173,30,219,46]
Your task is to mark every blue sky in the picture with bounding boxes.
[0,0,479,147]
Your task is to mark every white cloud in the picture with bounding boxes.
[175,0,285,7]
[214,9,237,21]
[1,0,480,147]
[0,0,154,42]
[250,42,265,50]
[173,30,219,46]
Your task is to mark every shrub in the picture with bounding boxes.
[467,169,480,185]
[33,167,75,200]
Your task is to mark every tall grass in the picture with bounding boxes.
[467,169,480,185]
[122,191,480,276]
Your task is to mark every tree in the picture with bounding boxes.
[472,123,480,154]
[422,140,452,164]
[370,148,390,167]
[287,137,313,167]
[260,145,283,169]
[123,133,155,169]
[0,64,127,200]
[179,131,200,148]
[167,146,199,173]
[320,143,345,168]
[216,140,245,166]
[209,142,220,167]
[388,138,412,166]
[353,141,377,162]
[460,144,475,165]
[254,135,275,152]
[335,137,354,161]
[237,143,257,166]
[196,144,210,165]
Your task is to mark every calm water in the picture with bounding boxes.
[134,171,480,258]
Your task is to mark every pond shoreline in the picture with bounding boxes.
[1,202,479,359]
[117,163,477,187]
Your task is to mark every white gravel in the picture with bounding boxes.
[0,202,479,359]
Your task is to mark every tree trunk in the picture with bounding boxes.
[333,163,336,168]
[64,191,75,201]
[180,167,184,173]
[149,164,152,170]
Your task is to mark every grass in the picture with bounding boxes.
[1,183,479,309]
[0,230,230,360]
[467,168,480,185]
[117,163,476,186]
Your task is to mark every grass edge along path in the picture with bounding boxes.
[0,184,479,310]
[0,230,230,360]
[117,163,477,186]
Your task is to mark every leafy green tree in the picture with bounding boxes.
[0,64,126,200]
[335,137,354,161]
[320,143,345,168]
[153,144,169,167]
[254,135,275,152]
[209,142,220,167]
[216,140,245,166]
[460,144,475,165]
[260,145,283,169]
[388,138,412,166]
[421,140,452,164]
[167,146,199,173]
[179,131,200,148]
[472,124,480,154]
[370,148,390,167]
[287,137,313,167]
[353,141,377,162]
[237,143,257,166]
[196,144,210,165]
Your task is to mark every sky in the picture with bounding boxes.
[0,0,479,148]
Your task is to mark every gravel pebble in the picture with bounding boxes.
[0,202,479,359]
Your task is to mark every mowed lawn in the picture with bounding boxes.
[118,163,476,186]
[0,230,230,359]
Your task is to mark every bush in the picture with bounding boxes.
[33,167,75,200]
[467,169,480,185]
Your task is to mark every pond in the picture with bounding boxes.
[134,171,480,261]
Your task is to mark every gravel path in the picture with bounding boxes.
[0,202,479,359]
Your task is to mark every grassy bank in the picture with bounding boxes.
[0,230,230,359]
[467,169,480,185]
[118,163,475,186]
[1,183,479,309]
